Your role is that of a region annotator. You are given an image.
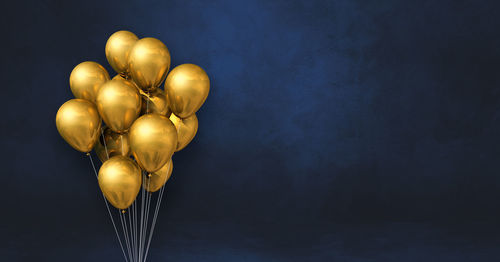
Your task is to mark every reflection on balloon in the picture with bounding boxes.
[128,37,171,91]
[105,30,139,77]
[169,113,198,151]
[165,64,210,118]
[56,99,101,153]
[96,79,141,133]
[144,159,173,192]
[94,127,131,162]
[129,114,177,172]
[70,61,110,103]
[98,156,142,210]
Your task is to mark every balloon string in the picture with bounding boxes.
[131,203,134,262]
[136,202,139,262]
[130,205,135,261]
[88,153,128,262]
[141,175,151,262]
[139,176,148,262]
[144,185,165,262]
[142,177,153,258]
[124,209,134,261]
[133,205,139,262]
[101,128,110,160]
[139,174,146,262]
[128,206,136,262]
[133,200,138,262]
[119,210,133,261]
[142,177,152,261]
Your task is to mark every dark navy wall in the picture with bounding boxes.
[2,0,500,261]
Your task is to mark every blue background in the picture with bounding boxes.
[2,0,500,261]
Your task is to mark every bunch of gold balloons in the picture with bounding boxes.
[56,30,209,210]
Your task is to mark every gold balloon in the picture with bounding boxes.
[94,127,131,162]
[129,114,177,172]
[98,156,142,210]
[69,61,110,102]
[128,37,171,91]
[169,113,198,151]
[144,159,173,192]
[141,88,171,116]
[55,99,101,153]
[105,30,139,76]
[165,64,210,118]
[96,79,141,133]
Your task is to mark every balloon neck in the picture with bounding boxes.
[121,209,126,214]
[147,173,152,178]
[85,152,90,156]
[137,87,147,96]
[119,72,128,80]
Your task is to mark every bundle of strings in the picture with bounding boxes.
[88,124,166,262]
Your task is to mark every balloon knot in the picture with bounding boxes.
[86,152,90,156]
[122,210,126,214]
[148,173,152,178]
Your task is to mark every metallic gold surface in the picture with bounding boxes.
[96,79,141,133]
[164,64,210,118]
[55,99,101,153]
[141,88,171,115]
[98,155,142,210]
[169,113,198,151]
[129,114,177,172]
[69,61,110,103]
[128,37,171,91]
[144,159,173,192]
[94,127,131,162]
[105,30,139,76]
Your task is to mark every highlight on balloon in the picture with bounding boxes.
[55,30,210,262]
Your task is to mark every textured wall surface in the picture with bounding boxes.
[2,0,500,261]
